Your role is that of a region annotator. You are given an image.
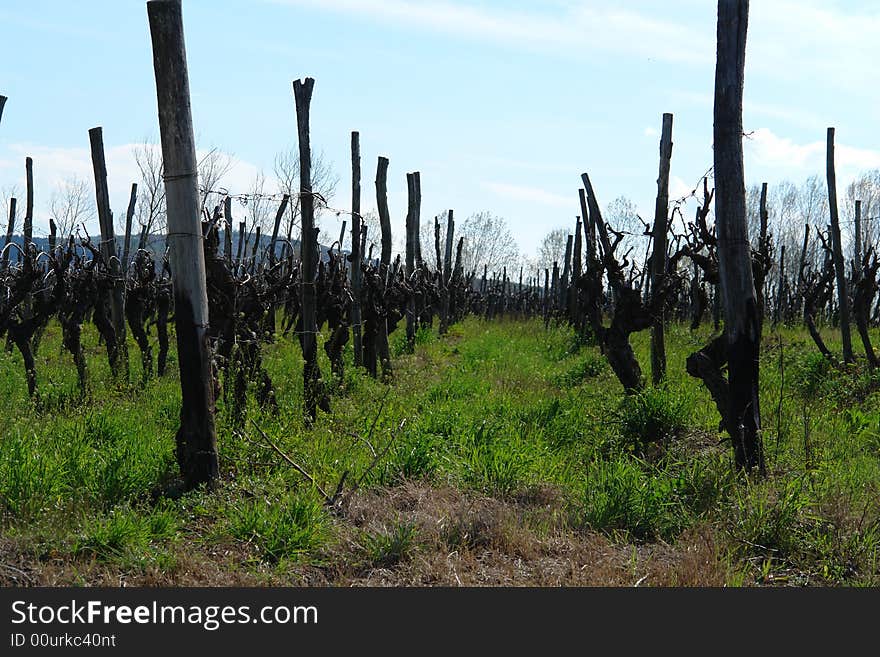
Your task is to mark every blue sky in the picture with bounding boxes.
[2,0,880,258]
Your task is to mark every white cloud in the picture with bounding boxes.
[644,127,659,138]
[745,127,880,174]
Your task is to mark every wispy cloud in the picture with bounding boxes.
[745,128,880,175]
[266,0,713,65]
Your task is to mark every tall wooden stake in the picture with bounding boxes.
[223,196,233,267]
[440,210,454,334]
[405,172,417,350]
[650,112,673,385]
[376,156,392,273]
[350,131,363,367]
[294,76,327,422]
[827,127,853,363]
[24,157,33,253]
[123,183,138,274]
[2,197,15,269]
[89,127,128,377]
[714,0,764,473]
[147,0,218,488]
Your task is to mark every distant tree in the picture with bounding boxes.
[451,211,520,276]
[416,210,519,276]
[49,176,95,240]
[197,147,234,215]
[1,184,20,231]
[845,169,880,253]
[537,227,569,269]
[274,147,339,241]
[133,139,166,246]
[605,195,645,257]
[243,170,273,236]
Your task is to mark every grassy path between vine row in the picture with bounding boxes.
[1,316,878,585]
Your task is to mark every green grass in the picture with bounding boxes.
[2,315,880,585]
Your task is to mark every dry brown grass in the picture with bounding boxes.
[1,481,737,587]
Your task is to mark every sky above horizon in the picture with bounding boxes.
[2,0,879,260]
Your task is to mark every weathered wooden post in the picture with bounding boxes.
[453,236,465,320]
[571,217,582,327]
[123,183,138,274]
[543,267,550,327]
[250,226,261,270]
[714,0,764,473]
[24,157,33,254]
[3,198,16,268]
[854,199,863,278]
[755,181,770,336]
[650,112,673,385]
[223,196,233,267]
[293,76,330,420]
[827,127,854,363]
[89,127,128,377]
[235,220,245,267]
[579,188,596,266]
[376,156,392,274]
[350,131,363,367]
[440,210,455,333]
[559,234,573,314]
[795,223,809,316]
[405,172,417,351]
[147,0,218,488]
[413,172,422,268]
[269,194,290,265]
[374,155,393,379]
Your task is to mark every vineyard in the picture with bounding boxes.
[1,0,879,587]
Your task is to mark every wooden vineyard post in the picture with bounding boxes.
[571,217,582,329]
[827,127,853,364]
[757,182,769,331]
[293,76,329,421]
[559,234,572,315]
[376,156,392,274]
[413,172,422,268]
[440,210,455,334]
[24,157,33,254]
[123,183,138,274]
[236,221,245,267]
[543,267,549,328]
[405,172,417,351]
[250,226,261,271]
[374,156,393,380]
[2,197,15,269]
[147,0,218,488]
[453,236,464,321]
[350,131,363,368]
[795,223,809,316]
[714,0,764,473]
[650,112,673,385]
[269,194,290,265]
[89,127,128,378]
[854,200,863,271]
[223,196,233,267]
